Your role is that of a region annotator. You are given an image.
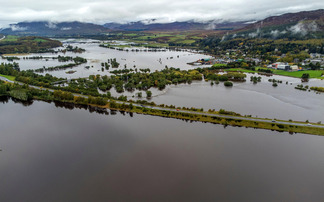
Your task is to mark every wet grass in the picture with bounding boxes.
[0,74,15,81]
[273,69,324,79]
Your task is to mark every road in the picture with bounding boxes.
[1,75,324,129]
[0,36,5,41]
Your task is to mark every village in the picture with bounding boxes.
[191,50,324,72]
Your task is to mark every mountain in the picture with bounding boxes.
[2,9,324,38]
[232,9,324,39]
[103,21,247,31]
[0,20,246,36]
[0,21,110,36]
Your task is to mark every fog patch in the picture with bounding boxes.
[61,27,72,30]
[248,28,260,38]
[220,32,229,42]
[45,22,57,29]
[289,21,319,36]
[206,22,216,30]
[10,25,28,31]
[270,30,280,38]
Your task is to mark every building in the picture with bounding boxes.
[290,65,300,71]
[272,62,291,71]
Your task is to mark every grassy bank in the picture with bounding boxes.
[0,74,15,81]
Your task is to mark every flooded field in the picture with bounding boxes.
[1,38,323,122]
[0,39,211,79]
[151,74,324,122]
[1,38,324,202]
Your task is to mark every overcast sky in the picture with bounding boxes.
[0,0,324,27]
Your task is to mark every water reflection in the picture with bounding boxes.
[0,97,34,106]
[0,96,9,103]
[1,99,324,201]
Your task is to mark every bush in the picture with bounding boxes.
[146,90,152,98]
[224,81,233,87]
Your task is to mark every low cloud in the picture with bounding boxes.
[248,28,260,38]
[45,22,57,29]
[61,27,72,31]
[10,25,28,31]
[0,0,323,27]
[289,21,319,35]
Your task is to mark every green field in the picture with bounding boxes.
[0,74,15,81]
[33,38,48,42]
[114,32,203,47]
[1,35,54,43]
[1,35,19,42]
[273,70,324,79]
[225,68,257,73]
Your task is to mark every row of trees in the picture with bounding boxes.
[33,56,87,73]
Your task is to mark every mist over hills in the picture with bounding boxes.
[228,9,324,39]
[0,21,109,36]
[1,9,324,39]
[103,21,247,31]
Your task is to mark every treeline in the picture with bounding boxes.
[60,45,85,53]
[0,36,62,54]
[33,56,87,73]
[2,56,20,61]
[310,86,324,92]
[0,81,43,101]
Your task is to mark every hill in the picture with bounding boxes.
[0,21,110,36]
[0,36,62,54]
[232,9,324,39]
[103,21,246,31]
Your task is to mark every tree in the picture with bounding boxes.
[301,73,310,79]
[146,90,152,98]
[224,81,233,87]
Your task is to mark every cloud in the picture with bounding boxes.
[10,25,28,31]
[0,0,323,27]
[248,28,260,38]
[61,27,72,31]
[289,21,319,35]
[45,22,57,29]
[270,30,280,38]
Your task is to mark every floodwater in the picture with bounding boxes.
[0,39,211,79]
[1,98,324,201]
[1,38,323,122]
[151,74,324,122]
